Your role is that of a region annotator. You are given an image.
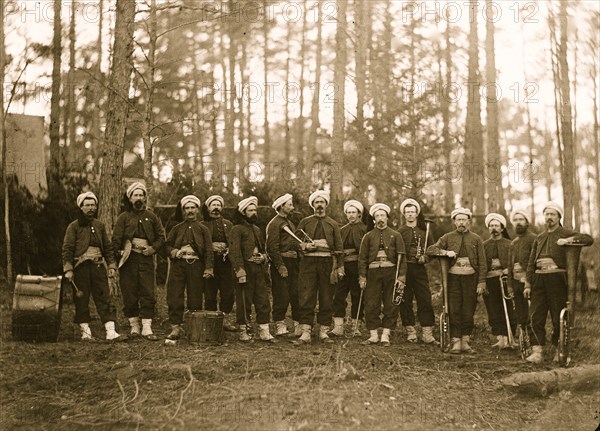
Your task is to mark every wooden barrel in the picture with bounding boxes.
[12,275,63,342]
[184,310,224,344]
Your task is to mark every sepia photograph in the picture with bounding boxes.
[1,0,599,429]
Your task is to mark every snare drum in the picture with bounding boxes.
[184,310,224,344]
[12,275,63,342]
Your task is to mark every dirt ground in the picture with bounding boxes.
[1,274,599,431]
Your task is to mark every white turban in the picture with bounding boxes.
[238,196,258,214]
[77,191,97,208]
[180,195,201,208]
[543,201,563,218]
[126,182,147,198]
[510,208,530,224]
[344,200,364,214]
[205,195,224,208]
[485,212,507,228]
[272,193,293,211]
[369,203,391,217]
[400,198,420,215]
[451,207,472,219]
[308,190,330,208]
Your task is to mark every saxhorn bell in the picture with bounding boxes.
[558,244,584,366]
[436,254,451,353]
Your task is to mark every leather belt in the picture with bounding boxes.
[344,255,359,262]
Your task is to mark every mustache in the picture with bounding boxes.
[211,208,221,213]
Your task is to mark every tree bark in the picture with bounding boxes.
[442,21,454,214]
[331,0,347,209]
[284,19,292,163]
[306,0,322,177]
[0,2,12,282]
[142,0,157,209]
[462,0,485,214]
[485,0,504,215]
[262,0,271,165]
[98,0,136,234]
[295,0,308,163]
[355,0,366,132]
[226,0,236,177]
[67,0,77,166]
[48,0,63,201]
[501,365,600,397]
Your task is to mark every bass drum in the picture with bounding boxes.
[12,275,63,342]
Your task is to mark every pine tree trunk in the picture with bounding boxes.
[306,0,322,177]
[462,0,485,214]
[0,3,12,282]
[571,28,582,228]
[48,0,63,201]
[557,2,575,229]
[331,0,347,209]
[67,0,77,166]
[226,0,236,178]
[485,0,504,215]
[593,55,600,235]
[142,0,157,209]
[262,0,271,165]
[284,19,292,163]
[91,0,104,174]
[355,0,366,132]
[98,0,136,234]
[295,0,308,163]
[442,21,454,213]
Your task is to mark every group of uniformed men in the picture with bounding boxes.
[62,183,593,363]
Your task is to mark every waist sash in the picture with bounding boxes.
[449,257,475,275]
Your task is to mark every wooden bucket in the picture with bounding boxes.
[184,310,224,344]
[12,275,63,342]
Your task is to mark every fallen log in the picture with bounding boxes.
[501,365,600,397]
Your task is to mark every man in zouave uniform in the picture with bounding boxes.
[426,208,487,354]
[397,198,436,344]
[482,212,514,349]
[62,192,123,341]
[358,203,406,346]
[164,195,214,341]
[266,193,307,336]
[506,209,536,339]
[330,200,367,337]
[295,190,345,344]
[202,195,237,331]
[229,196,276,342]
[112,182,165,340]
[524,202,593,363]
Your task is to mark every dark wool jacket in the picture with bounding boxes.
[427,230,487,283]
[202,217,233,244]
[340,221,367,253]
[266,214,302,270]
[398,224,434,263]
[62,217,117,272]
[111,209,166,256]
[507,231,536,287]
[526,227,593,284]
[483,237,511,271]
[229,220,265,273]
[358,227,407,279]
[296,214,344,268]
[165,220,214,270]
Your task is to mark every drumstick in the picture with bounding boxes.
[70,279,84,298]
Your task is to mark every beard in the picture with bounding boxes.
[244,214,258,224]
[515,225,528,235]
[133,200,145,210]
